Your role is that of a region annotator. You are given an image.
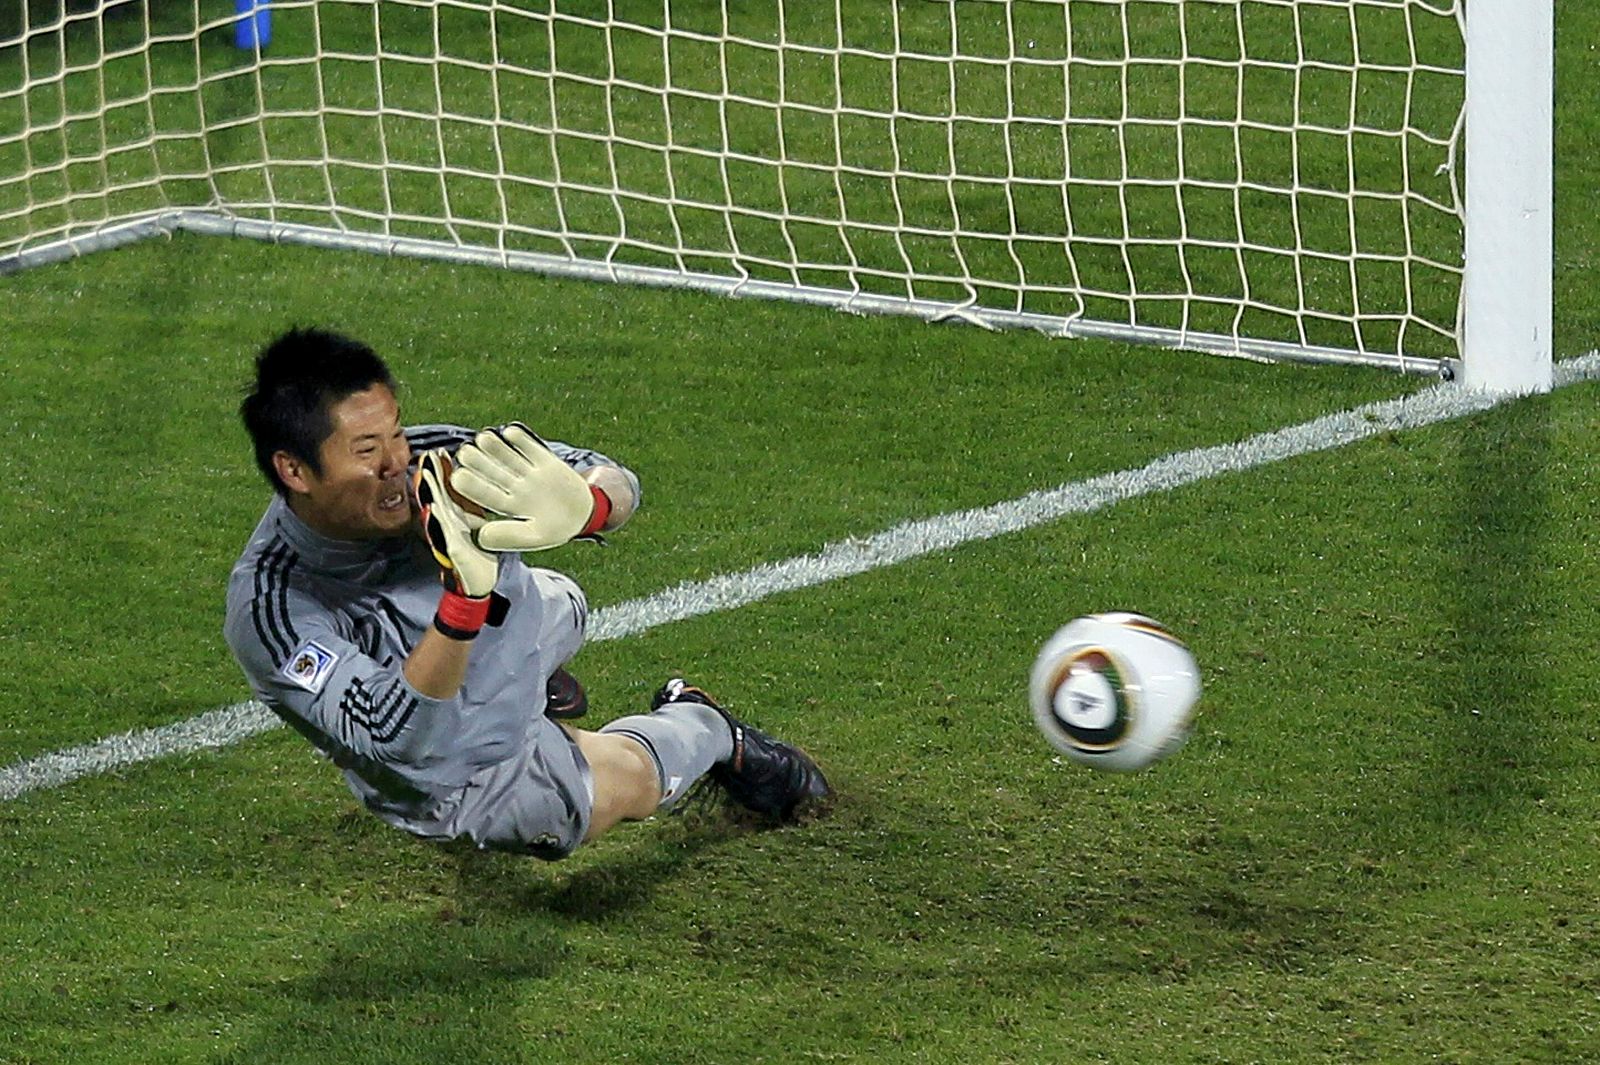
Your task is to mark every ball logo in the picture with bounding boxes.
[1060,674,1114,729]
[1049,649,1132,749]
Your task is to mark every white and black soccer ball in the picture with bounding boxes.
[1030,612,1201,772]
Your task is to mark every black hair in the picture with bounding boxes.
[240,327,399,495]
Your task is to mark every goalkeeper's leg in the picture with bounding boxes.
[569,702,733,839]
[576,680,830,839]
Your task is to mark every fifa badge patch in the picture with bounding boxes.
[282,640,339,694]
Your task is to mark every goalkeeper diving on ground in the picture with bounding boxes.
[224,328,829,858]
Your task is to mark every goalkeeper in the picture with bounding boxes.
[223,327,828,859]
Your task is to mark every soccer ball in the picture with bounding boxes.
[1029,612,1201,772]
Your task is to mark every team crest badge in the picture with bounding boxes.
[281,640,339,694]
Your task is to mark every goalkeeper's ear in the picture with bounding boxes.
[271,450,315,496]
[583,464,638,531]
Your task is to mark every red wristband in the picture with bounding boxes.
[581,483,613,536]
[434,589,491,640]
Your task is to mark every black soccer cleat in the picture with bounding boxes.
[544,667,588,720]
[651,678,830,820]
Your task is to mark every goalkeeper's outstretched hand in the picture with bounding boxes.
[414,449,499,598]
[449,423,610,552]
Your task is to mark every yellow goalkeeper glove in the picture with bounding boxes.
[413,449,499,601]
[449,423,611,552]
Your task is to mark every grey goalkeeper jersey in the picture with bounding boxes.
[223,424,637,831]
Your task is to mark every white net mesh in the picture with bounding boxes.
[1,0,1467,367]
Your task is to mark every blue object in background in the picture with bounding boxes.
[235,0,271,50]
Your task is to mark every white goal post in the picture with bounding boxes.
[0,0,1553,392]
[1461,0,1552,394]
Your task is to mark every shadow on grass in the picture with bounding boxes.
[212,905,566,1063]
[202,810,748,1064]
[446,811,742,922]
[1420,398,1553,827]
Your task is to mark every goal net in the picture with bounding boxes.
[0,1,1546,381]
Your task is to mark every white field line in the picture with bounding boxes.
[5,355,1597,803]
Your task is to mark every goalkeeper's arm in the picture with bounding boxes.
[406,449,502,699]
[581,463,638,531]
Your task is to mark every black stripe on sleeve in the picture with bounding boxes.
[367,682,416,742]
[271,548,300,657]
[251,542,298,666]
[249,546,278,662]
[338,677,419,745]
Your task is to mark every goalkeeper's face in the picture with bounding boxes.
[292,385,414,540]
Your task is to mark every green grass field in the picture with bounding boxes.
[5,3,1600,1063]
[4,234,1600,1064]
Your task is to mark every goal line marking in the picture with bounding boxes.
[4,356,1596,802]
